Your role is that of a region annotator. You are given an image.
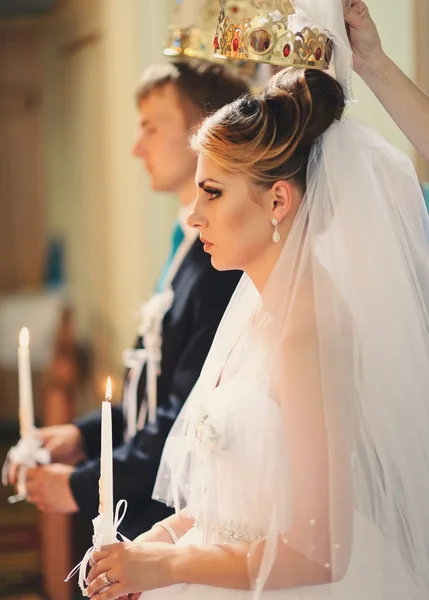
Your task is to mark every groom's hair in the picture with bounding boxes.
[135,59,249,127]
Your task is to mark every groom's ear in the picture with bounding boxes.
[270,180,293,222]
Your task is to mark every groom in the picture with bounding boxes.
[17,60,247,539]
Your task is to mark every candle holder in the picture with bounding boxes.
[65,500,128,596]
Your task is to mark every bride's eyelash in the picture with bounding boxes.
[204,187,222,200]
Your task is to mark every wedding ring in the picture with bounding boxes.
[101,573,113,586]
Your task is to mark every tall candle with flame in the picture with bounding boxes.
[18,327,34,438]
[99,377,114,542]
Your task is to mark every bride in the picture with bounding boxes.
[85,14,429,600]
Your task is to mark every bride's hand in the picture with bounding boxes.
[86,541,177,600]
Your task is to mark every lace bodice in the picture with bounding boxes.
[182,373,291,543]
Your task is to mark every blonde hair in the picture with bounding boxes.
[191,68,345,190]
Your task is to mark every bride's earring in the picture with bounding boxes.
[271,217,280,243]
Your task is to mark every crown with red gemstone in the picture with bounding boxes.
[213,0,333,69]
[164,0,253,61]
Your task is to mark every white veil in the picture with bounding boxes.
[153,1,429,598]
[292,0,353,97]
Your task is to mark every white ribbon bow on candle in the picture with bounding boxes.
[123,289,174,440]
[122,348,148,441]
[65,499,130,596]
[1,434,51,503]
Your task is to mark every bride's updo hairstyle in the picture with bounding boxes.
[192,68,345,191]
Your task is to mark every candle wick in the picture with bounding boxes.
[105,376,112,402]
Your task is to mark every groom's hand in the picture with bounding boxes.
[25,464,79,513]
[36,424,86,464]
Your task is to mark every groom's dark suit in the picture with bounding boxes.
[69,238,241,539]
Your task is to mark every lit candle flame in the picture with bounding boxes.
[105,376,112,402]
[19,327,29,348]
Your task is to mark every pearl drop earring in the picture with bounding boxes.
[271,217,280,243]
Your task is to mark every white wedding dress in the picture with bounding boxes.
[141,328,419,599]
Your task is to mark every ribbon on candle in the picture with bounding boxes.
[65,499,129,595]
[122,348,147,441]
[122,290,174,440]
[1,435,51,503]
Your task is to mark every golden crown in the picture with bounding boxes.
[164,0,253,61]
[213,0,333,69]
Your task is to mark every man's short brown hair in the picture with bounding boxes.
[135,59,249,125]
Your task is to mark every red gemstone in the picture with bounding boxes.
[232,37,239,52]
[213,36,219,50]
[283,44,291,58]
[315,47,323,61]
[231,5,239,13]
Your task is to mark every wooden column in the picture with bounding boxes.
[41,308,78,600]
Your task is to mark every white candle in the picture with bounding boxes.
[18,327,34,438]
[99,377,115,543]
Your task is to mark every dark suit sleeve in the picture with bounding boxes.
[69,268,241,525]
[73,405,124,460]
